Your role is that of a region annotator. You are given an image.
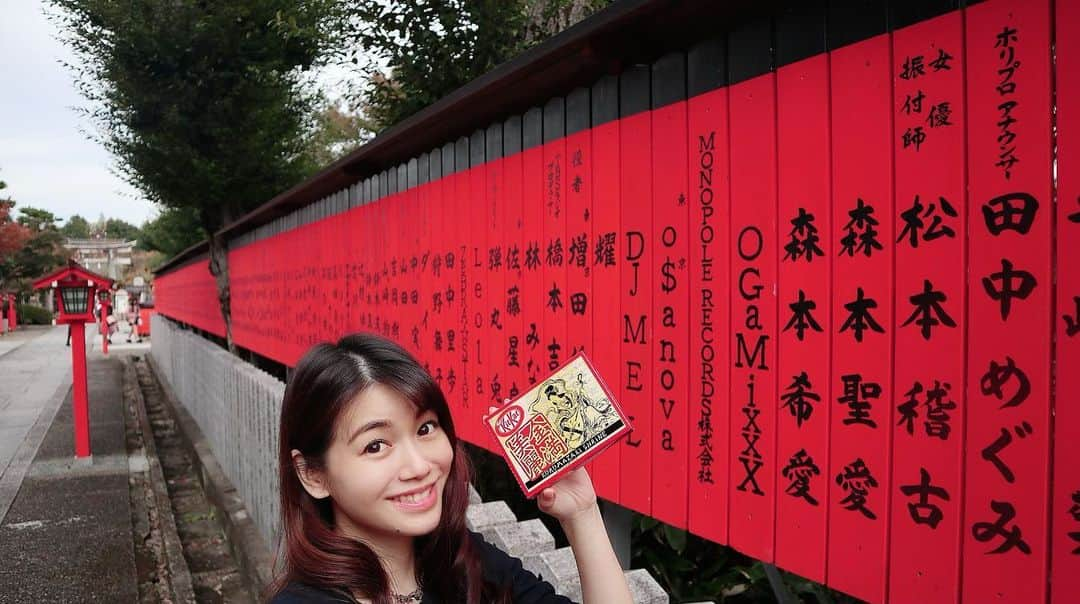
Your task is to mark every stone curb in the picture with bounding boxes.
[123,357,196,604]
[145,353,275,598]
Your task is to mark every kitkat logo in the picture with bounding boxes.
[495,406,524,437]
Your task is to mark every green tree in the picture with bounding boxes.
[305,100,378,169]
[340,0,612,132]
[10,206,68,291]
[16,206,61,231]
[61,214,91,239]
[49,0,345,349]
[139,206,206,258]
[104,218,142,242]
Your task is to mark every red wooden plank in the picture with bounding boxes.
[437,168,459,436]
[483,152,504,453]
[728,72,777,562]
[589,118,622,504]
[321,212,342,344]
[360,198,375,336]
[564,127,595,476]
[1052,0,1080,597]
[827,33,893,604]
[345,199,363,338]
[282,227,297,364]
[542,134,568,385]
[502,144,526,410]
[402,182,420,358]
[962,1,1053,601]
[227,245,252,351]
[282,223,303,366]
[619,109,653,515]
[687,84,730,543]
[775,52,831,583]
[651,96,690,529]
[413,178,431,371]
[333,199,349,342]
[428,169,452,426]
[522,141,545,402]
[889,12,966,603]
[467,156,487,449]
[453,163,473,444]
[565,128,592,372]
[386,190,399,348]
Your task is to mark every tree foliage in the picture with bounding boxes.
[49,0,346,347]
[9,206,68,292]
[340,0,612,132]
[49,0,342,229]
[61,214,92,239]
[139,206,206,258]
[0,179,33,262]
[305,100,378,169]
[0,203,34,292]
[103,217,142,242]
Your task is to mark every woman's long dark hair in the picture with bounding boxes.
[268,333,510,603]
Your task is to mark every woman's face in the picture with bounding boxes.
[318,383,454,543]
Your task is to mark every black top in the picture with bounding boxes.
[270,531,576,604]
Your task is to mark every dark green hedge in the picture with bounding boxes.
[16,304,54,325]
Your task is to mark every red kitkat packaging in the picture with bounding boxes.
[482,351,632,498]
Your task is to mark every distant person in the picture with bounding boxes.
[128,300,141,343]
[100,296,114,344]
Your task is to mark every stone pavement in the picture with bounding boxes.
[0,326,73,521]
[0,325,140,602]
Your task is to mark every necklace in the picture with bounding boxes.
[391,587,423,603]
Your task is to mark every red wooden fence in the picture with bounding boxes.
[154,0,1079,600]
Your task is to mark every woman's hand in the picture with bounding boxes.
[537,466,597,524]
[488,402,599,524]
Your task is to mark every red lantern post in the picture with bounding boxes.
[6,293,15,332]
[32,261,113,459]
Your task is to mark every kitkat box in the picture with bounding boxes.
[482,352,632,498]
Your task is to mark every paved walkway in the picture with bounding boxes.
[0,326,73,517]
[0,325,141,601]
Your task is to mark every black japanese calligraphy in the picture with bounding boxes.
[982,258,1037,320]
[982,192,1038,235]
[840,287,885,342]
[839,374,880,429]
[981,422,1034,484]
[897,195,957,248]
[783,208,825,263]
[902,279,957,340]
[980,356,1031,409]
[782,449,821,506]
[900,468,950,529]
[836,458,879,520]
[781,371,818,428]
[972,500,1031,555]
[839,199,884,258]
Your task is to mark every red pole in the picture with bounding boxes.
[70,322,90,458]
[6,294,14,331]
[100,311,109,355]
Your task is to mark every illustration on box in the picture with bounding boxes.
[484,353,631,497]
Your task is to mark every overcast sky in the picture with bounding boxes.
[0,1,159,227]
[0,1,359,230]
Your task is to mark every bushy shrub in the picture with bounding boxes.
[16,304,53,325]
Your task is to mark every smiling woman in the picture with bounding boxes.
[270,333,632,604]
